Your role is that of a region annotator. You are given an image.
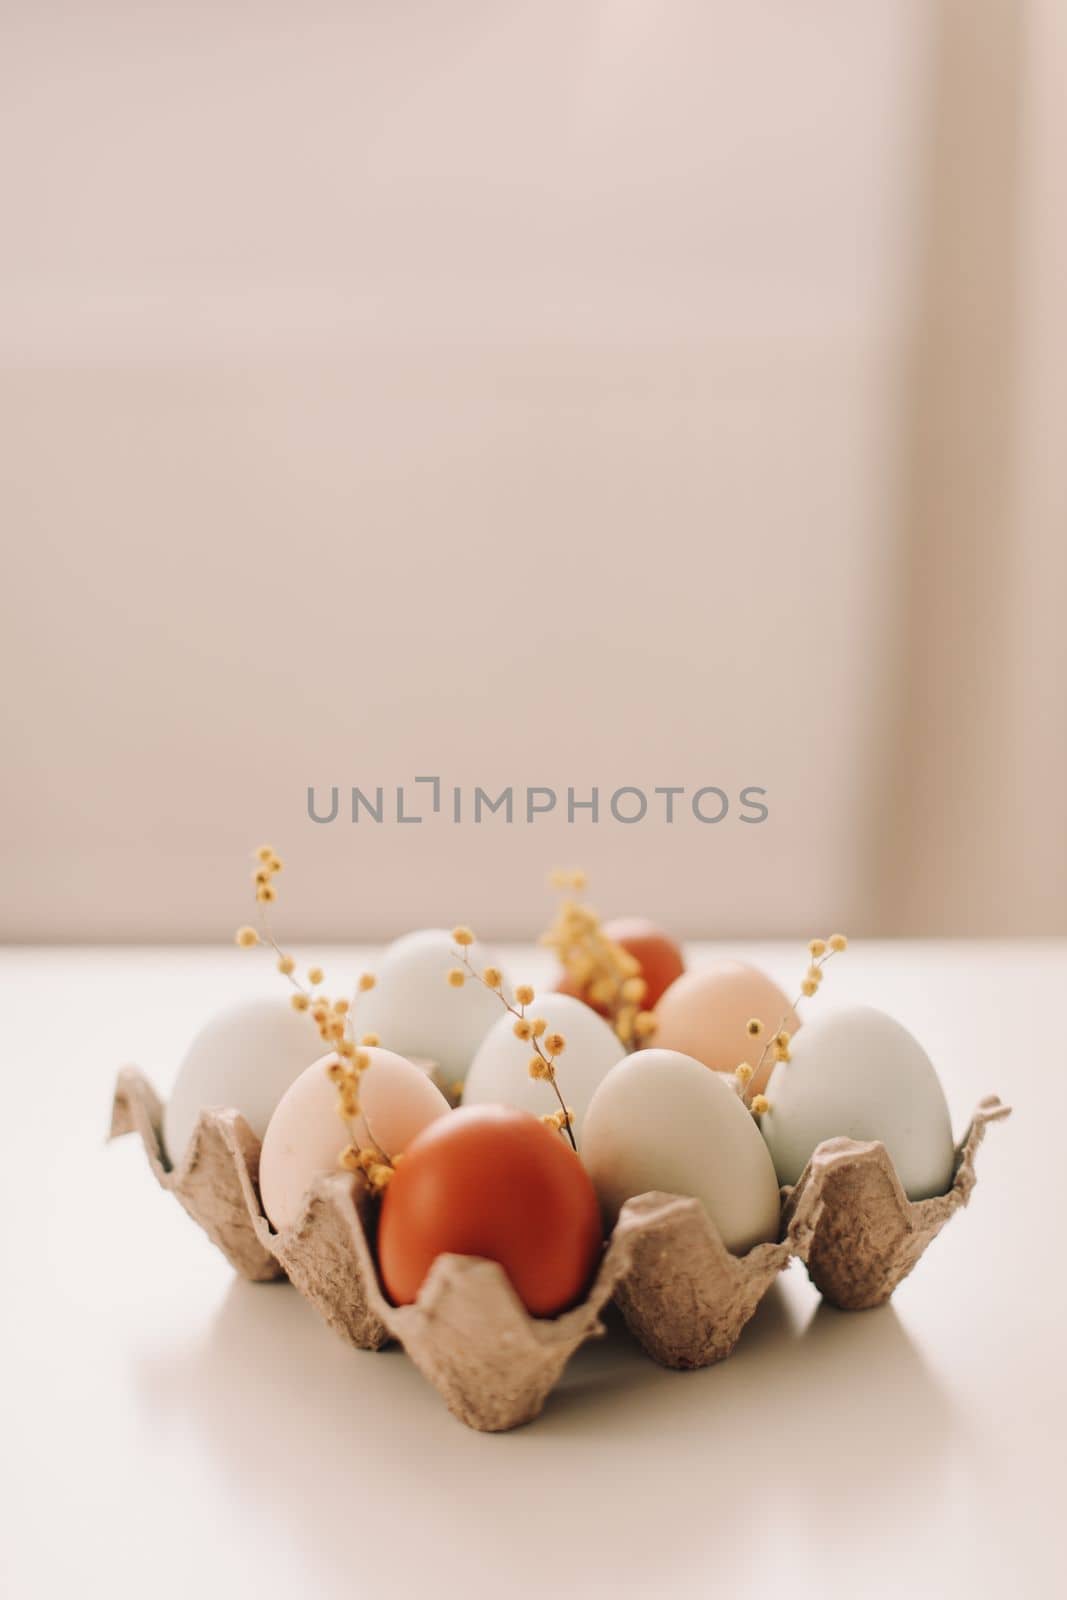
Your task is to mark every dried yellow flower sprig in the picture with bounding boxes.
[743,934,848,1118]
[539,870,657,1048]
[234,846,392,1192]
[327,1056,396,1193]
[448,926,578,1152]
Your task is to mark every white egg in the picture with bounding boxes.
[259,1048,450,1231]
[462,992,624,1145]
[581,1049,781,1252]
[354,929,508,1085]
[760,1005,955,1199]
[163,997,322,1165]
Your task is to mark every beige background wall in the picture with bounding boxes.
[1,2,1063,942]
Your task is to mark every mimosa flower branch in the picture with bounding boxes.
[736,934,849,1114]
[447,928,578,1151]
[234,846,395,1192]
[539,869,659,1049]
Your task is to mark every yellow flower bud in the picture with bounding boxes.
[291,993,310,1012]
[568,954,594,986]
[829,933,848,952]
[447,967,466,988]
[452,926,475,947]
[307,966,324,986]
[235,925,258,948]
[515,984,535,1007]
[358,972,376,992]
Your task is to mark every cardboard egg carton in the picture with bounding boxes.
[781,1094,1010,1309]
[110,1068,282,1283]
[109,1067,1009,1430]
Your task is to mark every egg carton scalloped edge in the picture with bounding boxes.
[108,1067,1010,1427]
[110,1065,282,1282]
[780,1093,1011,1309]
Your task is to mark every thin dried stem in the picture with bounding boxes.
[453,946,578,1153]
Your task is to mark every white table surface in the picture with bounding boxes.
[1,941,1061,1600]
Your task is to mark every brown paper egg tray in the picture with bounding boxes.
[109,1067,1009,1432]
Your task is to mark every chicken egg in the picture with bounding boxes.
[259,1047,450,1231]
[653,960,800,1096]
[354,929,508,1086]
[378,1104,603,1316]
[760,1006,956,1199]
[558,917,685,1011]
[581,1048,782,1252]
[462,992,624,1146]
[163,997,323,1166]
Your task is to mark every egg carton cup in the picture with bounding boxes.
[109,1069,1009,1428]
[110,1066,283,1283]
[780,1095,1011,1310]
[608,1189,820,1369]
[288,1175,629,1430]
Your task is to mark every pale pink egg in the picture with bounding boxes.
[259,1048,450,1231]
[653,961,801,1097]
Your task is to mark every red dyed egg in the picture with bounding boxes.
[378,1105,603,1316]
[558,917,685,1013]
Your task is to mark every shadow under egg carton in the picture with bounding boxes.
[109,1067,1009,1429]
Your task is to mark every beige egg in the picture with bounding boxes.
[259,1048,450,1231]
[654,961,800,1096]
